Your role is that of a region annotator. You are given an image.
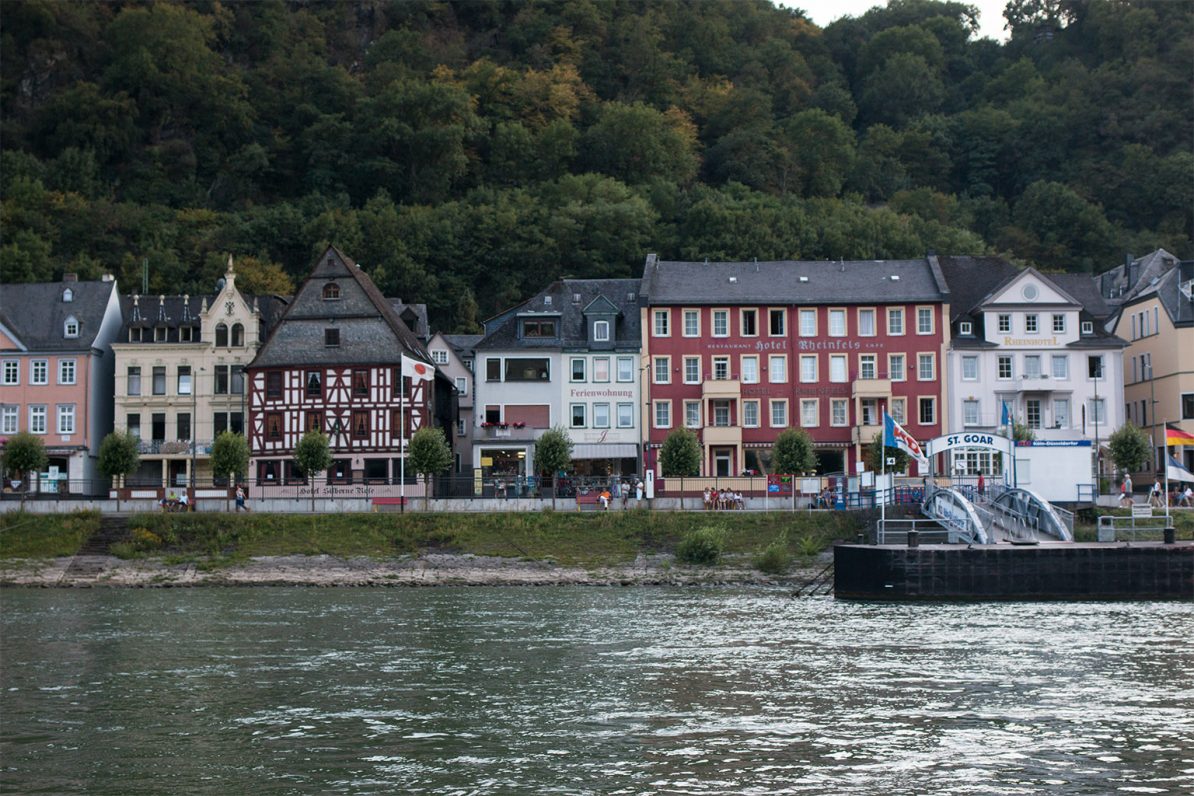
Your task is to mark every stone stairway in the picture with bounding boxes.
[60,515,130,582]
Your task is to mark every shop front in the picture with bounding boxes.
[570,443,639,478]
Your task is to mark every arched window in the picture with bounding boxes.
[323,283,340,300]
[62,288,73,303]
[63,316,79,338]
[215,323,228,347]
[231,323,244,347]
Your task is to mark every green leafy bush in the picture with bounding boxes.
[754,530,791,575]
[797,533,825,559]
[675,525,726,565]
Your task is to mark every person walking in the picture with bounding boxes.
[1150,477,1164,508]
[235,485,250,512]
[977,472,985,499]
[1121,473,1134,507]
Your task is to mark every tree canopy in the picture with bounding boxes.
[3,0,1190,327]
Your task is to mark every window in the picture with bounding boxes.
[830,399,848,427]
[888,308,904,335]
[1025,314,1039,333]
[889,354,906,382]
[769,400,788,428]
[486,358,501,382]
[177,366,192,395]
[306,371,322,397]
[58,359,76,385]
[890,398,906,425]
[959,321,972,335]
[213,412,243,435]
[353,369,369,396]
[231,366,245,395]
[860,398,878,426]
[1183,393,1194,420]
[712,400,730,427]
[1,406,17,434]
[31,360,48,385]
[180,326,193,343]
[684,401,701,428]
[743,400,759,427]
[522,319,556,338]
[712,357,729,381]
[62,288,73,303]
[231,323,244,347]
[1026,399,1041,429]
[617,357,634,383]
[2,360,18,385]
[152,366,166,395]
[829,355,847,383]
[323,282,340,300]
[1024,355,1042,379]
[916,354,935,381]
[917,307,934,335]
[352,410,369,439]
[593,358,610,383]
[1087,398,1106,425]
[64,316,79,338]
[769,309,785,336]
[859,354,876,380]
[154,327,167,343]
[431,350,449,365]
[266,413,283,440]
[1131,314,1138,340]
[617,403,633,428]
[800,355,817,383]
[962,355,978,381]
[266,371,282,399]
[741,309,758,336]
[712,309,729,337]
[741,355,759,384]
[593,403,610,429]
[858,308,876,337]
[176,412,191,440]
[1054,399,1070,429]
[1087,355,1104,380]
[504,358,550,381]
[324,328,340,347]
[918,397,936,425]
[571,358,586,382]
[127,367,141,396]
[1081,321,1093,334]
[997,356,1013,380]
[684,357,701,384]
[54,404,74,435]
[215,323,228,347]
[307,411,323,433]
[828,309,846,336]
[571,404,586,428]
[653,356,670,384]
[801,399,818,427]
[29,405,47,434]
[998,314,1011,333]
[593,320,610,342]
[768,355,787,384]
[653,401,671,428]
[1053,314,1066,333]
[799,309,816,336]
[963,400,980,426]
[653,310,670,337]
[683,309,700,337]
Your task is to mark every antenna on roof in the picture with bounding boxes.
[142,257,148,295]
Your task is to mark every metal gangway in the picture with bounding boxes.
[915,482,1074,545]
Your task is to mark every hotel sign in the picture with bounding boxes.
[1002,336,1058,347]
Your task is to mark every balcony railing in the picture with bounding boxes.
[136,440,213,455]
[702,379,741,399]
[702,425,742,445]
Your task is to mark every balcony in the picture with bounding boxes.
[851,423,883,446]
[480,424,545,441]
[137,440,212,456]
[702,379,741,399]
[851,377,892,399]
[703,425,742,446]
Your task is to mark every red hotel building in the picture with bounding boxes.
[639,255,950,477]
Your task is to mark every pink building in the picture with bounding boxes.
[0,276,123,494]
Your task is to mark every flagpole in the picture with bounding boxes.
[400,361,406,513]
[1163,417,1170,522]
[880,408,886,545]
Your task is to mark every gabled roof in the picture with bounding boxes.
[477,278,641,351]
[388,299,430,342]
[0,278,118,352]
[250,246,430,368]
[441,333,483,356]
[1114,260,1194,328]
[1095,248,1181,304]
[639,255,949,305]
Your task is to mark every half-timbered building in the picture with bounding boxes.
[247,246,438,498]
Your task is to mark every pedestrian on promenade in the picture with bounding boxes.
[235,485,250,512]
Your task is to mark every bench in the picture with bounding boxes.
[372,497,408,512]
[576,492,607,511]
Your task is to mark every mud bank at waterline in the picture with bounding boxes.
[0,553,827,588]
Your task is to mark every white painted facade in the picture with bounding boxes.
[470,350,562,477]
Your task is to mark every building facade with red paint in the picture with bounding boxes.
[639,255,950,477]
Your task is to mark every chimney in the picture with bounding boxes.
[63,273,78,282]
[101,273,114,282]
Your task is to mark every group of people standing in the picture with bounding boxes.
[1120,473,1193,507]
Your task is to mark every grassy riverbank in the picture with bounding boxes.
[2,509,866,569]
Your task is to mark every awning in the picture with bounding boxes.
[572,443,639,459]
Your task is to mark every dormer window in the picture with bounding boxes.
[323,283,340,300]
[959,321,972,335]
[62,288,73,303]
[180,326,193,343]
[325,328,340,347]
[63,316,79,338]
[522,319,556,338]
[1081,321,1093,335]
[593,320,610,342]
[154,327,167,342]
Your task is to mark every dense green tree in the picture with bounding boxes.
[659,429,701,478]
[3,432,48,495]
[408,426,452,509]
[772,429,817,476]
[1108,422,1151,476]
[533,426,574,507]
[294,431,332,512]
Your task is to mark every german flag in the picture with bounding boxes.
[1165,423,1194,446]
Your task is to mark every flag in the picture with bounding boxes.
[1166,455,1194,484]
[884,412,927,463]
[1000,401,1010,428]
[1165,423,1194,447]
[402,355,434,383]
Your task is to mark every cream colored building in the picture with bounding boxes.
[110,261,285,488]
[1102,252,1194,476]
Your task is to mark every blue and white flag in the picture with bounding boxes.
[884,412,927,463]
[1000,401,1010,428]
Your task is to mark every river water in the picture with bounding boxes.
[2,588,1191,795]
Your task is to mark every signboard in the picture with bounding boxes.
[767,474,793,495]
[926,433,1012,457]
[1015,440,1093,447]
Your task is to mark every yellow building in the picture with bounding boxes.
[110,260,285,488]
[1100,251,1194,476]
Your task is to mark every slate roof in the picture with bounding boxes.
[117,293,289,344]
[477,278,642,352]
[0,278,117,352]
[251,246,431,368]
[639,255,950,305]
[389,299,430,342]
[1095,249,1181,304]
[1114,260,1194,328]
[442,334,483,356]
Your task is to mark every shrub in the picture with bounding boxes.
[754,530,791,574]
[675,525,726,565]
[797,533,825,559]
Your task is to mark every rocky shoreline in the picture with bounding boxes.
[0,553,828,588]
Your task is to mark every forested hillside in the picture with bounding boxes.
[2,0,1190,331]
